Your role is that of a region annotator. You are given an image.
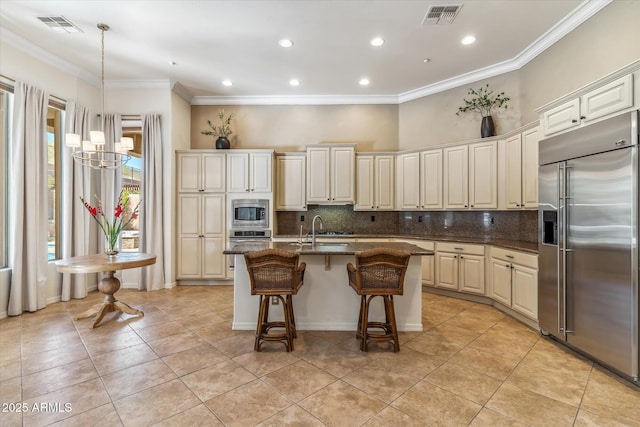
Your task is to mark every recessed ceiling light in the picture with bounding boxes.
[370,37,384,47]
[289,79,300,86]
[169,61,177,66]
[423,58,431,63]
[279,39,294,48]
[222,80,233,87]
[359,78,370,86]
[461,35,476,45]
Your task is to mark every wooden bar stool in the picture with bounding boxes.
[347,248,410,352]
[245,249,306,351]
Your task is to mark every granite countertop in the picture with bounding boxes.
[223,241,434,256]
[272,234,539,254]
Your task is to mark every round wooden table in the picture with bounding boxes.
[55,253,156,328]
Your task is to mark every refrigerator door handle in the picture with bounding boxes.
[557,163,565,336]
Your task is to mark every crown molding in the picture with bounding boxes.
[104,80,170,89]
[190,94,399,106]
[398,0,612,104]
[1,26,100,86]
[171,81,193,103]
[2,0,612,105]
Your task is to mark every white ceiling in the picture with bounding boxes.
[0,0,608,104]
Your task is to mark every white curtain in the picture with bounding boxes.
[8,82,50,315]
[140,114,165,290]
[60,102,97,301]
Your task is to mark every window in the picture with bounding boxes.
[46,107,61,261]
[121,131,142,252]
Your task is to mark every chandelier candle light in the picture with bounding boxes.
[65,23,132,169]
[81,190,140,256]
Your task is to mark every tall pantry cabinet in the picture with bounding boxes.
[177,151,227,279]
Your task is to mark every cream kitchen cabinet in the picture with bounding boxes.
[490,247,538,320]
[443,145,468,209]
[395,152,420,210]
[541,74,634,136]
[275,153,306,211]
[396,149,442,210]
[444,141,496,210]
[177,193,226,279]
[306,144,355,204]
[401,239,435,286]
[355,154,394,210]
[227,150,273,193]
[177,151,225,193]
[435,242,485,294]
[502,126,539,209]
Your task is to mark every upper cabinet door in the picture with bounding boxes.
[306,147,331,202]
[276,155,306,211]
[542,98,580,136]
[504,134,523,209]
[202,153,226,192]
[521,127,539,208]
[331,147,355,202]
[355,155,374,210]
[420,149,443,209]
[249,152,272,193]
[443,145,469,209]
[581,74,633,123]
[178,153,203,192]
[396,152,420,210]
[375,155,394,210]
[469,141,497,209]
[227,153,250,192]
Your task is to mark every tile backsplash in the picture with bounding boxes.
[276,206,538,243]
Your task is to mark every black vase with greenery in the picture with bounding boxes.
[457,84,509,138]
[202,109,234,149]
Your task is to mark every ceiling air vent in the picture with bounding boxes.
[422,4,463,25]
[37,16,83,33]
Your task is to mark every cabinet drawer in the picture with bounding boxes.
[491,247,537,269]
[436,242,484,255]
[580,74,633,123]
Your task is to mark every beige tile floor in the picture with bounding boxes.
[1,285,639,427]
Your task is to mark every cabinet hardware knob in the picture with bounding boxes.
[471,205,474,207]
[327,198,331,201]
[372,206,375,209]
[571,119,578,123]
[580,116,586,120]
[464,205,468,208]
[460,256,464,259]
[505,255,514,259]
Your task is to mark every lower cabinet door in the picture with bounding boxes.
[458,254,485,294]
[512,265,538,320]
[178,236,202,278]
[435,252,458,290]
[491,259,512,306]
[202,236,225,278]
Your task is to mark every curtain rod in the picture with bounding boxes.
[0,74,67,105]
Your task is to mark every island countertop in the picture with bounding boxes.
[223,241,433,256]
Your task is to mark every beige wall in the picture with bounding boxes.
[191,104,399,152]
[520,0,640,123]
[398,72,522,150]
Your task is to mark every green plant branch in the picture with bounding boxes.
[457,84,510,118]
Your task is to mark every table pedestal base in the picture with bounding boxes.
[73,271,144,328]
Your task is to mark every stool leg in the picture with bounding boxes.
[361,295,374,352]
[283,296,293,351]
[356,295,365,340]
[287,295,297,339]
[255,296,266,351]
[387,295,400,352]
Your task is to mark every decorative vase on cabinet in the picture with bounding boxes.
[216,137,230,149]
[481,116,495,138]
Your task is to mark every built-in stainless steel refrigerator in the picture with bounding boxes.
[538,110,639,383]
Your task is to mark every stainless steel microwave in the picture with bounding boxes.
[231,199,269,228]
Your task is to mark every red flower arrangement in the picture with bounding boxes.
[81,189,140,255]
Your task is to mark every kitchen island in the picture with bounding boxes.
[224,241,433,331]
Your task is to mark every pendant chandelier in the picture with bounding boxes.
[65,23,132,169]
